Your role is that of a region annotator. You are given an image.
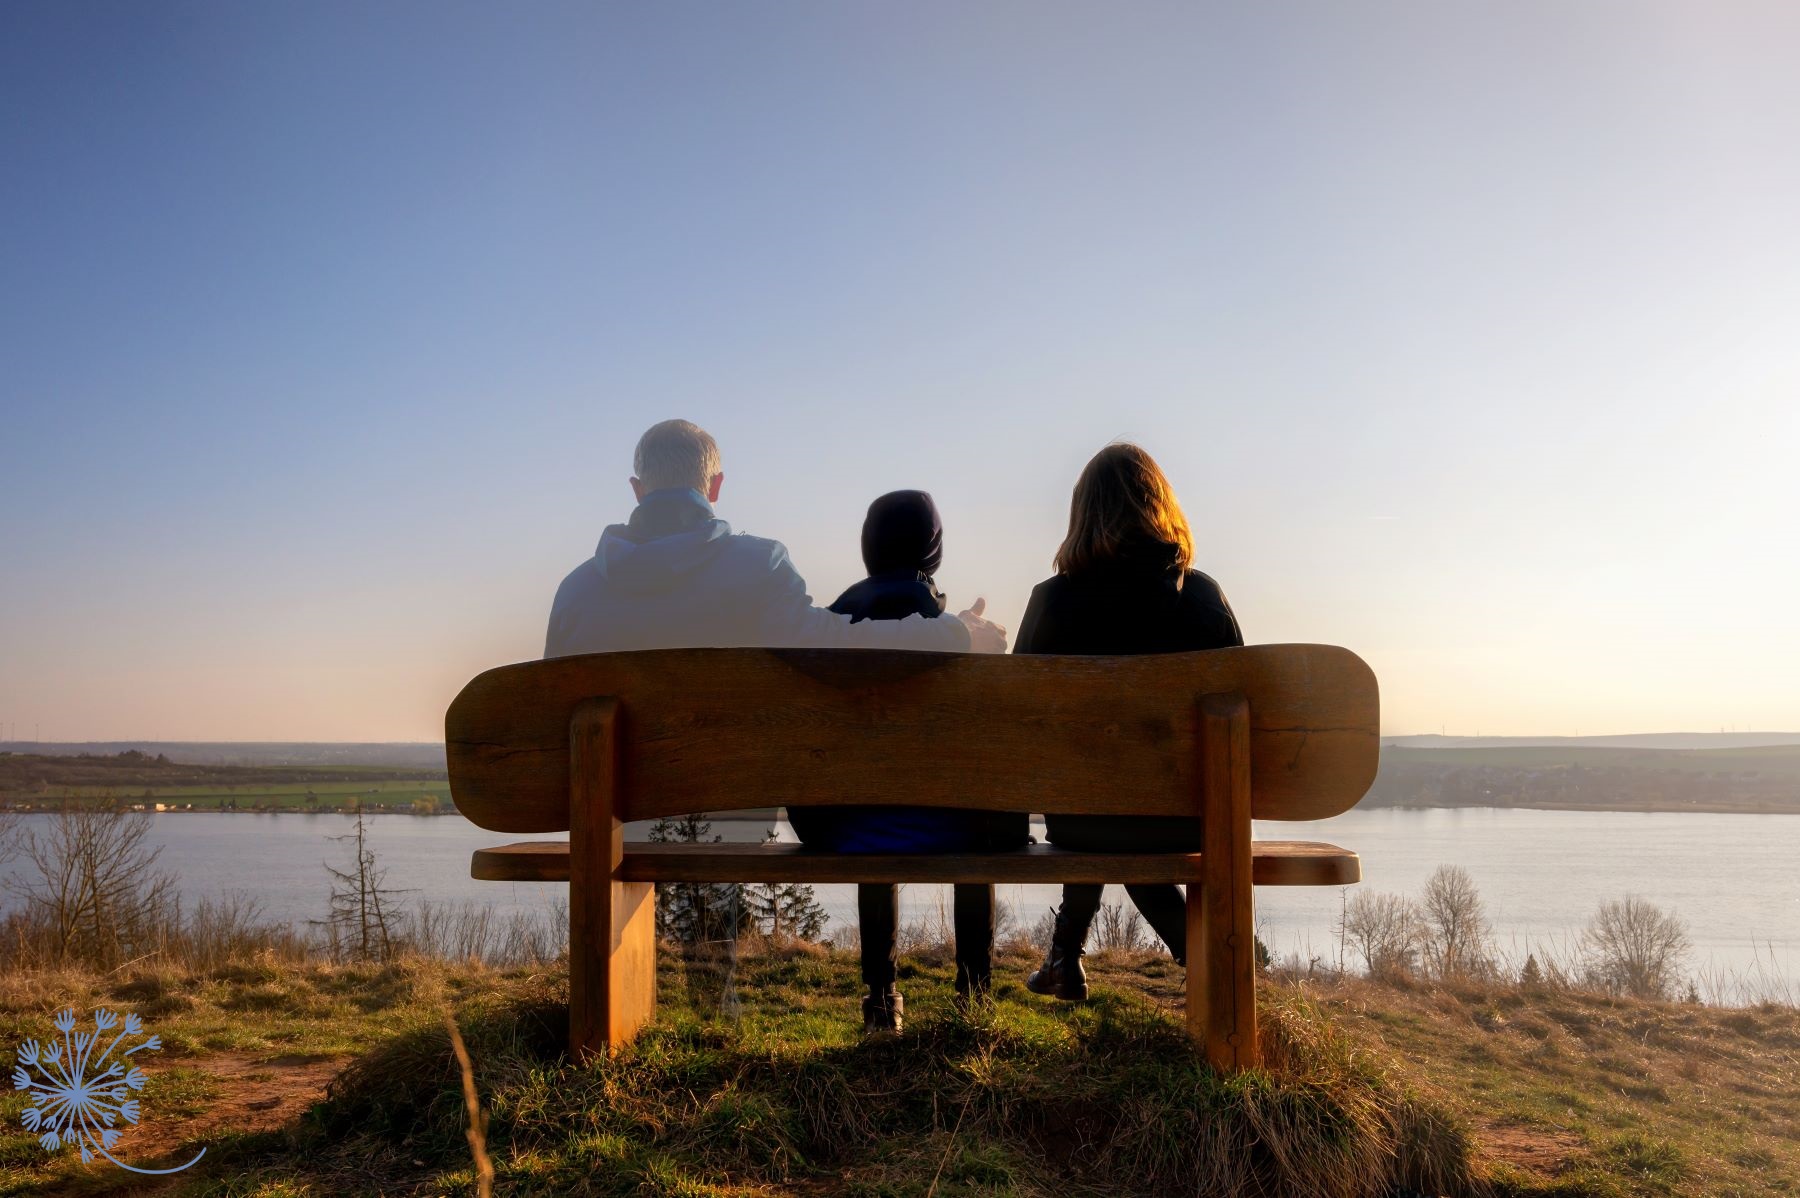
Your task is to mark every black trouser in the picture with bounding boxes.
[786,806,1026,994]
[858,882,994,992]
[1044,815,1204,963]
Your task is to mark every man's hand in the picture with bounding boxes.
[957,597,1008,654]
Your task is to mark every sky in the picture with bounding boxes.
[2,1,1797,742]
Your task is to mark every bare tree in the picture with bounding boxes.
[1092,900,1150,952]
[1582,895,1690,1000]
[1418,865,1493,980]
[4,804,175,969]
[316,812,410,962]
[1339,890,1422,982]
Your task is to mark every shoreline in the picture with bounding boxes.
[4,802,1798,818]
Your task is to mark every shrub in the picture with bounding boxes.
[1582,895,1690,1000]
[1418,865,1494,981]
[1339,891,1422,982]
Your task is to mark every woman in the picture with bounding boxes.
[785,490,1028,1034]
[1016,443,1242,1000]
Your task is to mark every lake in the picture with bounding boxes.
[2,808,1793,1001]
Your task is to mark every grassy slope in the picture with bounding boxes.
[1,948,1794,1197]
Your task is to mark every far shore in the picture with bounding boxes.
[5,800,1798,818]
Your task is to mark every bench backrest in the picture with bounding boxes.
[445,644,1378,835]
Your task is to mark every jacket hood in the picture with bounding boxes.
[594,488,735,596]
[861,490,943,576]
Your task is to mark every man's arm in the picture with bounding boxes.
[757,545,1004,652]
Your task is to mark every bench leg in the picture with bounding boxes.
[570,877,656,1061]
[1189,693,1258,1071]
[569,697,656,1061]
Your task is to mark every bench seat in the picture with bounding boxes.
[472,839,1360,886]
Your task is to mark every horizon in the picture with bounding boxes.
[4,3,1797,740]
[8,730,1800,750]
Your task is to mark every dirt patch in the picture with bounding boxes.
[173,1049,342,1136]
[102,1049,345,1171]
[22,1051,348,1197]
[1475,1121,1585,1178]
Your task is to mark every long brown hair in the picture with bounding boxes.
[1052,442,1194,578]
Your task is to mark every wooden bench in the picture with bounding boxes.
[445,643,1379,1071]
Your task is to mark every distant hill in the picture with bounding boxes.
[1384,732,1800,750]
[7,735,1798,816]
[0,741,446,770]
[1370,743,1800,813]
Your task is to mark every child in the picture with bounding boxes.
[785,490,1027,1034]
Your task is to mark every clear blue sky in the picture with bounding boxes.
[2,1,1796,741]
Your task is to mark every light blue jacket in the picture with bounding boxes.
[545,488,972,657]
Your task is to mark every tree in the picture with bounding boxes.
[1092,900,1149,952]
[1418,865,1493,980]
[315,811,410,962]
[648,815,753,945]
[4,804,174,969]
[741,827,828,941]
[745,881,829,942]
[1582,895,1690,1000]
[1339,890,1422,982]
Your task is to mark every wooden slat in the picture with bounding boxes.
[470,840,1361,886]
[445,644,1379,833]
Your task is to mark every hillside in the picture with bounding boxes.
[0,751,448,811]
[0,742,447,769]
[1,947,1793,1196]
[1367,745,1800,814]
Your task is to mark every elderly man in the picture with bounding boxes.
[546,419,1006,657]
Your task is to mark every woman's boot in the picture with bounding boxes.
[1024,907,1089,1001]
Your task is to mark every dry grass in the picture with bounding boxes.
[1246,970,1800,1198]
[1,943,1794,1196]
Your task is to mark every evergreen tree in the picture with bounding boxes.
[648,814,753,945]
[742,826,828,942]
[745,880,829,942]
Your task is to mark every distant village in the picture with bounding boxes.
[1365,754,1800,814]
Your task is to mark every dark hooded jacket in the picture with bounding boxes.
[786,490,1026,853]
[827,490,950,625]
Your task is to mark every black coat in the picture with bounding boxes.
[1015,557,1242,851]
[1015,562,1241,656]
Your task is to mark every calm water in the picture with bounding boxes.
[3,809,1793,999]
